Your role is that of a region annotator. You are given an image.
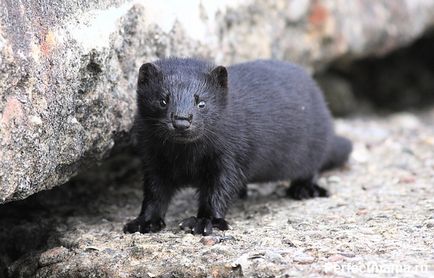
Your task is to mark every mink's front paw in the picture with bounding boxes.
[286,181,329,200]
[179,217,212,235]
[179,217,229,235]
[123,216,165,234]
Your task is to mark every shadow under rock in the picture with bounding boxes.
[0,149,142,277]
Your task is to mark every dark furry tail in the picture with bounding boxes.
[321,135,352,171]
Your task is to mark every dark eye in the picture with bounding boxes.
[159,99,167,108]
[197,101,206,109]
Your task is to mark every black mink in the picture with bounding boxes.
[124,58,352,235]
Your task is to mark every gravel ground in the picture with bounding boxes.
[1,109,433,278]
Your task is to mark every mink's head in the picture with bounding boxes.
[136,58,228,143]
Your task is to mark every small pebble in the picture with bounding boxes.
[201,234,235,246]
[352,144,370,163]
[399,176,416,184]
[103,248,115,255]
[424,219,434,228]
[29,115,43,125]
[282,238,296,247]
[356,208,368,216]
[392,113,420,129]
[327,176,341,184]
[200,236,219,246]
[328,254,345,262]
[338,252,356,258]
[293,252,315,264]
[422,136,434,145]
[221,235,236,241]
[264,250,285,264]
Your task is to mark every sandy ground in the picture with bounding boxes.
[1,109,433,278]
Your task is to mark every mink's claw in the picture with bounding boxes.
[123,217,165,234]
[179,217,229,235]
[179,216,197,231]
[179,216,212,235]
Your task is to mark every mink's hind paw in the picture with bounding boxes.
[286,179,329,200]
[238,185,248,199]
[179,217,229,235]
[123,217,166,234]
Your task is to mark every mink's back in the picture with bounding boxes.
[221,60,334,182]
[136,58,338,186]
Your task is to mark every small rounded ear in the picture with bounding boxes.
[210,65,228,89]
[138,63,160,86]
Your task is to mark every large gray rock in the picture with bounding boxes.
[1,0,434,203]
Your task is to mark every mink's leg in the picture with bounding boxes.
[286,175,329,200]
[180,165,240,235]
[124,176,175,234]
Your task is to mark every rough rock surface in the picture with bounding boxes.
[2,0,434,203]
[1,108,433,277]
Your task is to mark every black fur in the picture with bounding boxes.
[124,58,352,235]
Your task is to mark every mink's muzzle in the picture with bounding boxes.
[163,120,203,143]
[171,113,193,130]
